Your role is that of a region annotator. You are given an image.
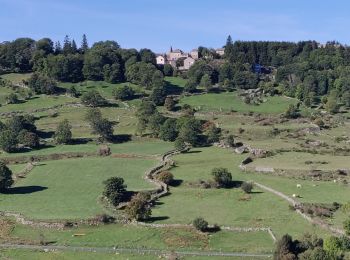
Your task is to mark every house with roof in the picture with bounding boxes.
[156,55,166,65]
[216,48,225,56]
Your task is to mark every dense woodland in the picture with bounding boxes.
[1,35,349,113]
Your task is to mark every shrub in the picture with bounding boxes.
[55,119,72,144]
[28,73,57,94]
[113,85,135,101]
[174,137,186,151]
[0,130,18,152]
[211,167,232,188]
[18,130,40,148]
[81,90,107,107]
[344,218,350,236]
[6,93,19,104]
[0,161,13,192]
[226,135,235,147]
[192,217,208,232]
[103,177,127,206]
[98,145,111,156]
[241,182,253,194]
[156,171,174,185]
[125,192,152,221]
[164,97,176,111]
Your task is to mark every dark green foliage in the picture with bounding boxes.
[80,34,89,53]
[139,48,156,64]
[284,104,300,119]
[211,167,232,188]
[192,217,208,232]
[164,97,176,111]
[0,161,13,192]
[147,112,165,136]
[125,192,152,221]
[83,41,123,83]
[55,119,72,144]
[113,85,135,101]
[44,54,84,82]
[206,125,221,144]
[136,100,157,134]
[17,130,40,148]
[81,90,107,107]
[28,73,57,94]
[174,137,186,150]
[159,118,179,142]
[0,130,18,153]
[274,234,297,260]
[163,64,174,76]
[177,116,202,146]
[126,62,163,89]
[6,93,19,104]
[149,86,167,105]
[103,177,127,206]
[85,108,114,140]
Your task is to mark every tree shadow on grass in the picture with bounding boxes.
[144,216,169,223]
[110,134,132,144]
[164,82,183,95]
[170,179,183,187]
[4,186,48,194]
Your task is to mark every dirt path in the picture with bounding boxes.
[253,182,346,236]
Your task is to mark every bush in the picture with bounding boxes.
[6,93,19,104]
[163,64,173,76]
[156,171,174,185]
[28,73,57,94]
[174,137,186,151]
[98,145,111,156]
[344,218,350,236]
[0,130,18,152]
[125,192,152,221]
[211,167,232,188]
[241,182,253,193]
[113,85,135,101]
[18,130,40,148]
[55,119,72,144]
[164,97,176,111]
[103,177,127,206]
[81,90,107,107]
[0,161,13,192]
[193,217,208,232]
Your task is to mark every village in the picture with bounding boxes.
[156,47,225,70]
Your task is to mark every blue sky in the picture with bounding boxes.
[1,0,350,52]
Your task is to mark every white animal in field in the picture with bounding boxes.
[296,184,301,188]
[334,180,337,183]
[292,194,297,198]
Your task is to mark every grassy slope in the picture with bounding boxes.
[9,223,273,253]
[0,157,156,220]
[152,147,347,238]
[180,92,298,114]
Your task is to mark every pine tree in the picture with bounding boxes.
[54,41,62,54]
[224,35,235,62]
[63,35,72,54]
[81,34,89,53]
[71,40,77,53]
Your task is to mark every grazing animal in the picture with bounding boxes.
[296,184,301,188]
[292,194,297,198]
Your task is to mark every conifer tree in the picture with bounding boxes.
[81,34,89,53]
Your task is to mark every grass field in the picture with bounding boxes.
[8,222,274,253]
[0,157,156,220]
[151,147,348,238]
[180,92,298,114]
[0,140,173,158]
[0,73,32,84]
[250,152,350,171]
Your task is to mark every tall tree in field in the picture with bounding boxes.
[55,119,72,144]
[81,34,89,53]
[54,41,62,54]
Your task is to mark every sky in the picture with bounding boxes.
[1,0,350,52]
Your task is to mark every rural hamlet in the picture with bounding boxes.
[0,0,350,259]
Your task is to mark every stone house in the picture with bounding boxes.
[183,57,195,70]
[190,49,199,60]
[216,48,225,56]
[156,55,166,65]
